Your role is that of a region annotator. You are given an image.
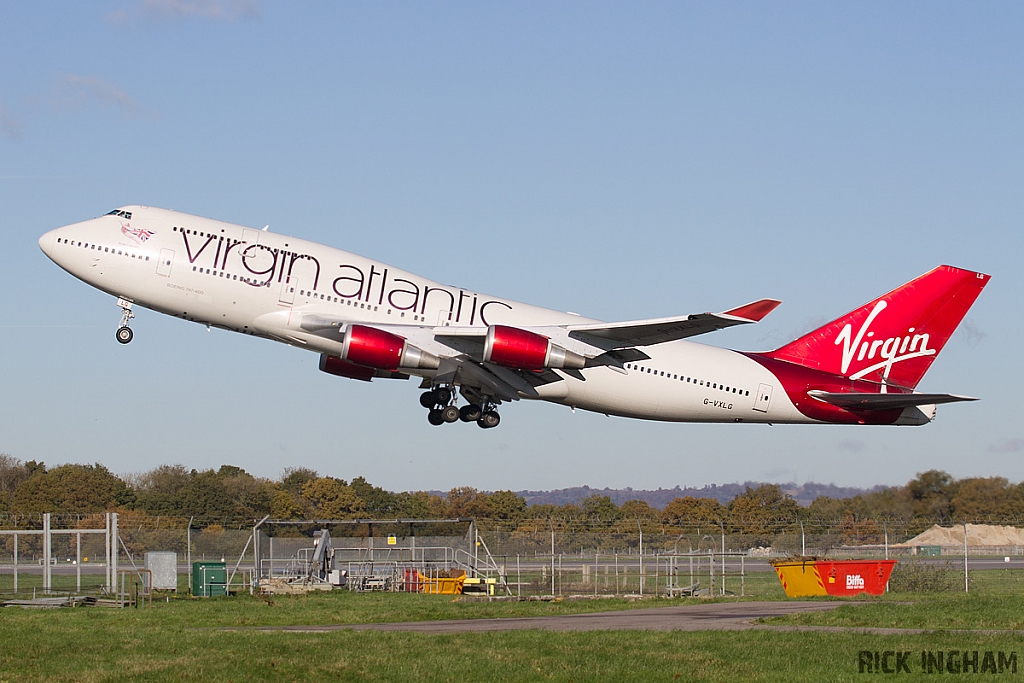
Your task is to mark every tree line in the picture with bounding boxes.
[1,454,1022,529]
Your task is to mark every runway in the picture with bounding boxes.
[238,601,845,634]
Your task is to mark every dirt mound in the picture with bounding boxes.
[898,523,1024,547]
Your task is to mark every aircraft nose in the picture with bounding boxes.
[39,229,57,259]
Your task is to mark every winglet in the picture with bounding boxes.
[722,299,782,322]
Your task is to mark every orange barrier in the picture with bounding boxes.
[416,570,466,595]
[770,558,896,597]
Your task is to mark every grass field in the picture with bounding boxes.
[2,571,1024,681]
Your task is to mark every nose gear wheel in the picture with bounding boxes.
[115,297,135,344]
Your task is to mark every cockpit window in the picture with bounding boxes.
[106,209,133,220]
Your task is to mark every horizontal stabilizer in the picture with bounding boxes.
[807,390,977,412]
[568,299,781,348]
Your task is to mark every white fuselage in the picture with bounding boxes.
[39,206,810,425]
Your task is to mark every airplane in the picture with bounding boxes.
[39,206,989,429]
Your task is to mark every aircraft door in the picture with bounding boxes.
[156,249,174,277]
[242,228,260,247]
[752,383,773,413]
[279,277,297,305]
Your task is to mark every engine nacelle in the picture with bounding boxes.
[341,325,439,371]
[482,325,586,370]
[319,354,376,382]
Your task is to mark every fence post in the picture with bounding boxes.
[43,513,51,593]
[549,519,555,596]
[111,512,118,594]
[964,522,969,593]
[637,520,643,596]
[187,516,193,595]
[105,513,110,592]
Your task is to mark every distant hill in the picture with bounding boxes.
[510,482,883,509]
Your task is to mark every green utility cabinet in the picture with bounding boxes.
[192,562,227,597]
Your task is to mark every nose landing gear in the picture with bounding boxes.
[115,297,135,344]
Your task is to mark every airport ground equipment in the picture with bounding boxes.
[192,562,228,597]
[144,552,177,591]
[255,518,511,595]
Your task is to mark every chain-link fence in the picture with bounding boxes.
[3,513,1024,599]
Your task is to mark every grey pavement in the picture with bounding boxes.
[235,601,844,634]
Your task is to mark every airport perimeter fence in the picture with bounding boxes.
[4,513,1024,597]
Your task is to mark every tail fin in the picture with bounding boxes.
[761,265,989,389]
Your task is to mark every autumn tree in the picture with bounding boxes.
[661,496,726,526]
[486,490,527,521]
[950,477,1014,520]
[350,476,399,516]
[581,495,622,522]
[394,491,448,519]
[445,487,492,518]
[906,470,958,519]
[0,454,30,512]
[12,463,134,513]
[219,467,275,520]
[302,477,364,518]
[134,464,191,515]
[270,489,310,519]
[728,484,800,542]
[178,469,234,521]
[281,467,319,496]
[620,499,656,520]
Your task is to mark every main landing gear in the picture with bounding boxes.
[419,387,500,429]
[115,298,135,344]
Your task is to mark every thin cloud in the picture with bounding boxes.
[989,438,1024,454]
[107,0,260,23]
[0,102,22,139]
[30,74,156,121]
[953,319,985,347]
[838,439,865,454]
[756,315,830,349]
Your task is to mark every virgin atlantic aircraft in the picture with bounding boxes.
[39,206,989,429]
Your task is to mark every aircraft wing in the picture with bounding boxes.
[807,390,978,411]
[566,299,781,348]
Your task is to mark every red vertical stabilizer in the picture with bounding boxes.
[760,265,989,389]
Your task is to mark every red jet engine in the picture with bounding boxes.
[482,325,586,370]
[340,325,439,371]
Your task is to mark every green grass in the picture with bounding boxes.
[763,593,1024,631]
[1,611,1022,682]
[3,571,1024,681]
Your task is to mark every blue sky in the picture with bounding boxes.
[2,1,1021,493]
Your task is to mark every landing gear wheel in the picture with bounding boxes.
[434,387,453,405]
[441,405,460,423]
[459,404,482,422]
[419,390,438,409]
[115,297,135,345]
[427,409,445,426]
[478,411,500,429]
